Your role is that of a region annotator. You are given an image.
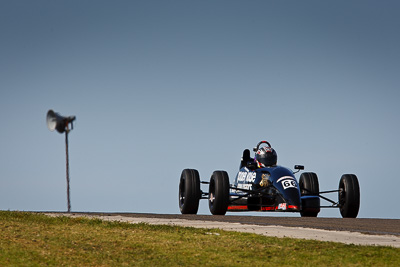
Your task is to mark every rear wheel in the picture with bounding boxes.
[179,169,201,214]
[339,174,360,218]
[208,171,230,215]
[299,172,320,217]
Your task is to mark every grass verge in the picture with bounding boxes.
[0,211,399,266]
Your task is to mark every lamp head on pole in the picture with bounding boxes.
[46,110,76,133]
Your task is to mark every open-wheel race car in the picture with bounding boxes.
[179,141,360,218]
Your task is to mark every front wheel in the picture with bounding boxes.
[299,172,320,217]
[208,171,230,215]
[179,169,201,214]
[339,174,360,218]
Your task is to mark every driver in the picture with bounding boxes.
[255,146,277,168]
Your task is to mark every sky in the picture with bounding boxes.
[1,1,399,219]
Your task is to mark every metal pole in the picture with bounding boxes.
[65,130,71,212]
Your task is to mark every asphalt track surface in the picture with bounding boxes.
[52,212,400,237]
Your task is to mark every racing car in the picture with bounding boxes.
[178,141,360,218]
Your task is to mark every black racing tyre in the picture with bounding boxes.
[299,172,319,196]
[299,172,320,217]
[179,169,201,214]
[208,171,230,215]
[339,174,360,218]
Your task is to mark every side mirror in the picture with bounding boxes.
[293,165,304,174]
[294,165,304,170]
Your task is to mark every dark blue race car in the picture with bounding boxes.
[179,141,360,218]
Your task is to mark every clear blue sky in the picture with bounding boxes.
[1,1,399,218]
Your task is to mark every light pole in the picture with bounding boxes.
[46,110,76,213]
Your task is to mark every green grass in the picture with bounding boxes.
[0,211,399,266]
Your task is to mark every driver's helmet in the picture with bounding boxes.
[255,146,277,168]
